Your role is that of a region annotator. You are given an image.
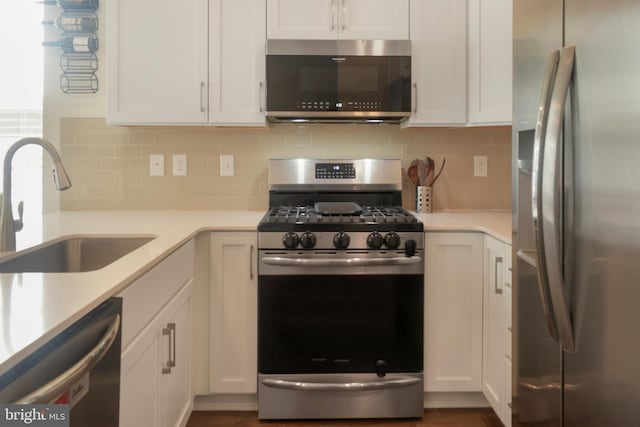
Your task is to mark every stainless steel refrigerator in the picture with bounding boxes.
[513,0,640,426]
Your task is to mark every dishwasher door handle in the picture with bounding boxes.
[15,314,121,404]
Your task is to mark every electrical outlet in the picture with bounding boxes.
[150,154,164,176]
[220,154,235,176]
[474,156,488,177]
[173,154,187,176]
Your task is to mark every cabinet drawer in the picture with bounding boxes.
[119,240,194,349]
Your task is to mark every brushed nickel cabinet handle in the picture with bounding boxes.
[250,244,254,280]
[199,81,206,113]
[494,256,503,294]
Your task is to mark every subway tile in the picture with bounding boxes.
[57,119,511,212]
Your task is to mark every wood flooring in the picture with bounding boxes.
[187,409,503,427]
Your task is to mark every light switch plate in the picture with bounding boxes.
[220,154,234,176]
[173,154,187,176]
[150,154,164,176]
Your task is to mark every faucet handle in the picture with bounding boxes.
[14,201,24,232]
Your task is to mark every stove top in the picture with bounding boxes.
[258,204,422,232]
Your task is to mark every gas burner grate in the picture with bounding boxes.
[262,205,419,225]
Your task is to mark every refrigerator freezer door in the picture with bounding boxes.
[564,0,640,426]
[513,0,563,426]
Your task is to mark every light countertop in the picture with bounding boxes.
[417,211,512,244]
[0,209,510,376]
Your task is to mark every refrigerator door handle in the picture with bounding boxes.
[542,44,576,353]
[531,49,561,341]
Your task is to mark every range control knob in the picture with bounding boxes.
[384,232,401,249]
[299,231,317,249]
[405,239,417,257]
[375,360,388,378]
[367,231,384,249]
[333,232,350,250]
[282,232,299,249]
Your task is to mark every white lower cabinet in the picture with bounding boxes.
[424,232,484,391]
[119,241,195,427]
[483,235,512,426]
[209,232,257,394]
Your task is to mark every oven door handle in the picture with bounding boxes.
[262,376,421,391]
[261,255,422,267]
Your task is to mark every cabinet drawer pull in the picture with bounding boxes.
[162,322,176,374]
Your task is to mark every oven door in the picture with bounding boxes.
[257,250,424,419]
[258,251,423,375]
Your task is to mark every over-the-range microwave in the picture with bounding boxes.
[265,39,411,124]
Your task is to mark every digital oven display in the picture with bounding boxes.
[315,163,356,179]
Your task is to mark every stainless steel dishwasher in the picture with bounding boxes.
[0,297,122,426]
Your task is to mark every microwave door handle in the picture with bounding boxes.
[532,49,561,342]
[542,44,576,353]
[413,82,418,113]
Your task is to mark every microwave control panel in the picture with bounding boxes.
[297,101,382,111]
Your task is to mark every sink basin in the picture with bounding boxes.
[0,235,156,273]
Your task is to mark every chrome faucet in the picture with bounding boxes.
[0,137,72,251]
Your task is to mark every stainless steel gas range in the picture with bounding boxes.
[257,159,424,420]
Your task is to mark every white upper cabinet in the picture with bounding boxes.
[467,0,513,124]
[407,0,512,127]
[107,0,208,124]
[209,0,266,125]
[407,0,467,126]
[267,0,409,40]
[107,0,266,126]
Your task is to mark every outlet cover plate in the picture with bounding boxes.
[150,154,164,176]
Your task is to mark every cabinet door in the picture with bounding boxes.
[467,0,512,124]
[209,232,257,394]
[209,0,267,126]
[339,0,409,40]
[159,284,192,427]
[267,0,337,39]
[483,235,506,414]
[407,0,466,126]
[120,333,160,427]
[107,0,208,124]
[424,232,483,392]
[120,281,193,427]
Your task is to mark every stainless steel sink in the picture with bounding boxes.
[0,235,156,273]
